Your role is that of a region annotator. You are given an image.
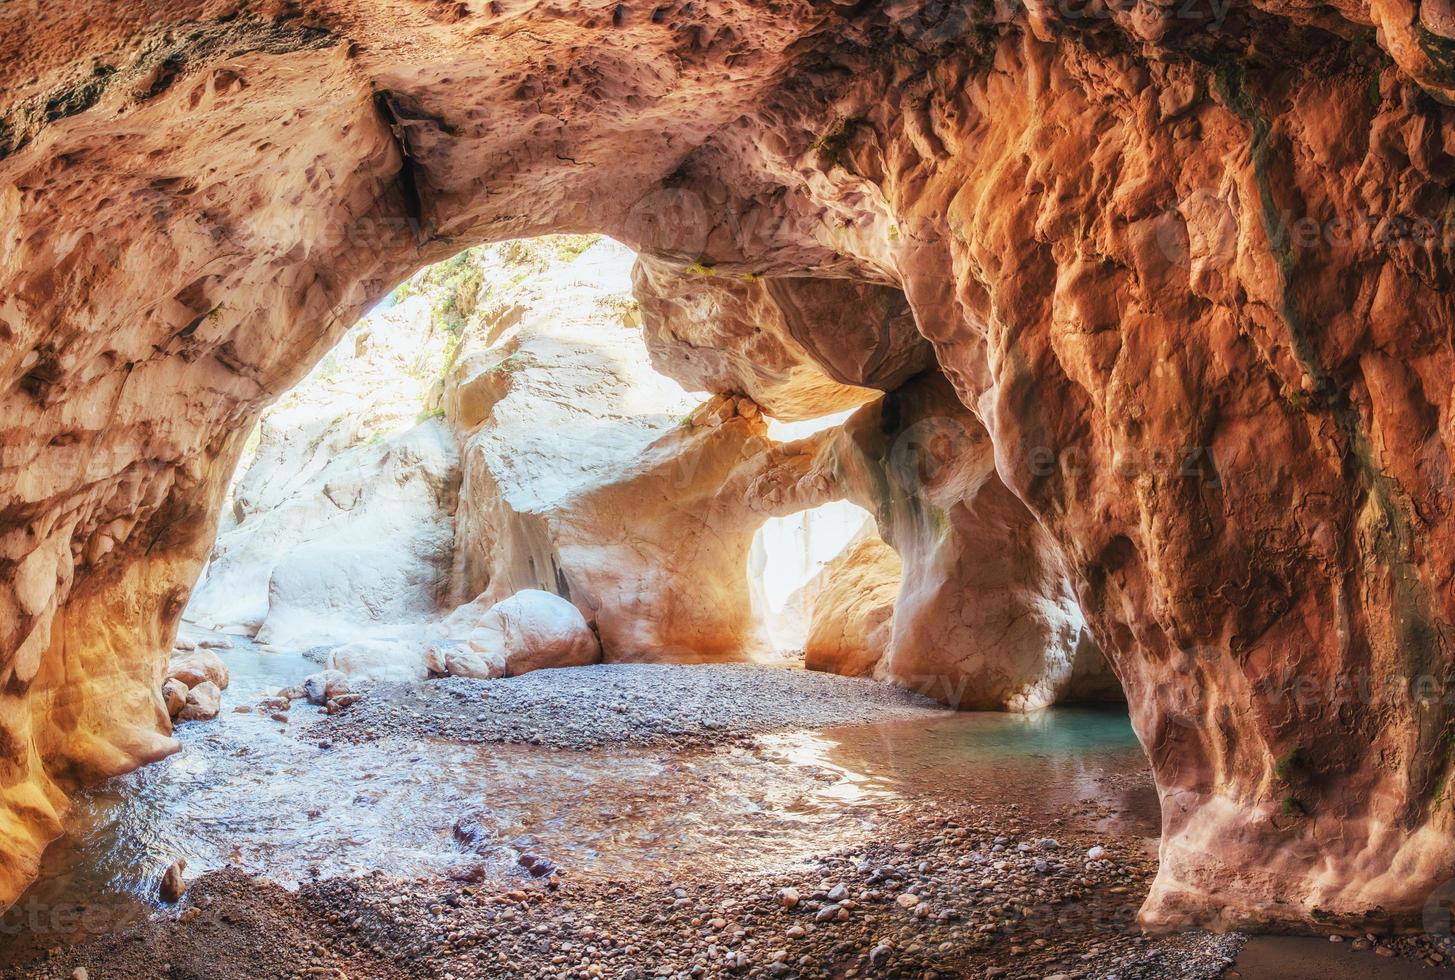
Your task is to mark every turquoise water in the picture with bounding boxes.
[774,706,1158,836]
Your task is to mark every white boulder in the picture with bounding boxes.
[327,639,431,684]
[463,590,600,677]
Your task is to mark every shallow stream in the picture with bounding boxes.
[6,639,1156,942]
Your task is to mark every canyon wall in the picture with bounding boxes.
[3,0,1455,932]
[187,292,460,644]
[776,371,1120,709]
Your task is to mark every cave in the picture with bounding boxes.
[4,0,1455,975]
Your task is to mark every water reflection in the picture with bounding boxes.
[806,708,1158,836]
[12,647,1154,943]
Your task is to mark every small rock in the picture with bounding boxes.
[303,670,350,706]
[895,892,920,909]
[517,853,557,878]
[1086,845,1107,860]
[777,888,800,909]
[159,859,188,903]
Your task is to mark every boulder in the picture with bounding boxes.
[302,670,351,706]
[327,639,431,684]
[177,682,221,722]
[450,590,600,678]
[427,642,506,681]
[166,650,230,691]
[804,533,901,678]
[160,679,189,719]
[159,859,188,903]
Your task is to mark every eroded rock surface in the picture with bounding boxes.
[634,256,930,420]
[742,371,1117,710]
[803,525,902,679]
[3,0,1455,932]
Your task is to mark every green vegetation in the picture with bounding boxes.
[811,116,860,172]
[551,234,601,262]
[595,294,640,321]
[1274,747,1305,782]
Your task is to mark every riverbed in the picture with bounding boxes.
[3,642,1443,978]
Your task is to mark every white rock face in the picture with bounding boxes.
[749,493,871,652]
[185,293,460,646]
[446,237,702,611]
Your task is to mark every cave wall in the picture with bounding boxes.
[793,371,1121,709]
[3,0,1455,931]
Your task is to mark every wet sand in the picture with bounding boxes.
[1231,937,1450,978]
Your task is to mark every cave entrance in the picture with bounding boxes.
[184,233,649,652]
[5,234,1151,978]
[749,497,878,655]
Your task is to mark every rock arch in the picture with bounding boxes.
[3,0,1455,932]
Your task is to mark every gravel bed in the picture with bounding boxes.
[10,801,1242,980]
[314,663,951,749]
